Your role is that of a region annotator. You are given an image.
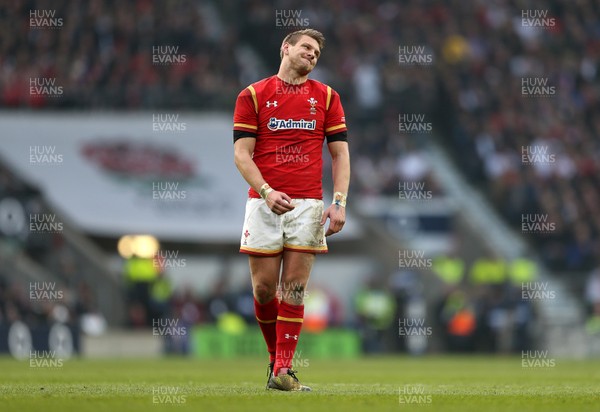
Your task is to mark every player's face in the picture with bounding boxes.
[284,35,320,75]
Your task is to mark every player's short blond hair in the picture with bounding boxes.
[280,29,325,60]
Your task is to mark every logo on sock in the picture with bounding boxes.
[284,333,298,340]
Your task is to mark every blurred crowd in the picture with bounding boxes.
[354,252,541,355]
[1,0,599,356]
[0,0,237,109]
[1,0,597,272]
[430,0,600,273]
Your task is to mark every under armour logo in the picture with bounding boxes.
[284,334,298,340]
[266,100,278,107]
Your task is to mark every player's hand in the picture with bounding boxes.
[265,191,295,215]
[320,203,345,236]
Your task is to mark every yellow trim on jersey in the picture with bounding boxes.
[277,316,304,323]
[234,123,258,130]
[325,124,347,134]
[326,86,332,110]
[256,316,276,324]
[247,85,258,113]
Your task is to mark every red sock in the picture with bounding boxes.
[254,297,279,364]
[274,301,304,375]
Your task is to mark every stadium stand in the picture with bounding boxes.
[0,0,597,356]
[2,0,596,272]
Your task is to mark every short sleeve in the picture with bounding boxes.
[233,86,258,142]
[324,87,347,142]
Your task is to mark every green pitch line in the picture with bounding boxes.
[0,356,599,412]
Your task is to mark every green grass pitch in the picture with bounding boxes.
[1,356,599,412]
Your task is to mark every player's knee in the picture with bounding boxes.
[280,277,307,304]
[254,282,276,304]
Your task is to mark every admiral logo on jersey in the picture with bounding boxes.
[267,117,316,131]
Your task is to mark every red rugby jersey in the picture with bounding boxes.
[233,75,347,199]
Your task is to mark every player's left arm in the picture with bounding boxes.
[320,140,350,236]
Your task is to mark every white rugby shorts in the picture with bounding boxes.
[240,198,327,256]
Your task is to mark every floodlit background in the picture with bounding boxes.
[1,0,599,365]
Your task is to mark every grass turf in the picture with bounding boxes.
[0,356,599,412]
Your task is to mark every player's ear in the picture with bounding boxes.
[281,42,290,57]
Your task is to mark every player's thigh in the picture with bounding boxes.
[249,255,282,301]
[281,250,315,286]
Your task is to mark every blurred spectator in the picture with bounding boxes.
[437,289,476,352]
[303,285,343,333]
[585,267,600,315]
[123,254,159,327]
[354,277,396,353]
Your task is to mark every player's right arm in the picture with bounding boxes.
[233,86,294,215]
[233,138,294,215]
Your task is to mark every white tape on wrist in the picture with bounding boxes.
[332,191,347,207]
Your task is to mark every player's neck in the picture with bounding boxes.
[276,64,309,85]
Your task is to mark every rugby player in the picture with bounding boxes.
[233,28,350,391]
